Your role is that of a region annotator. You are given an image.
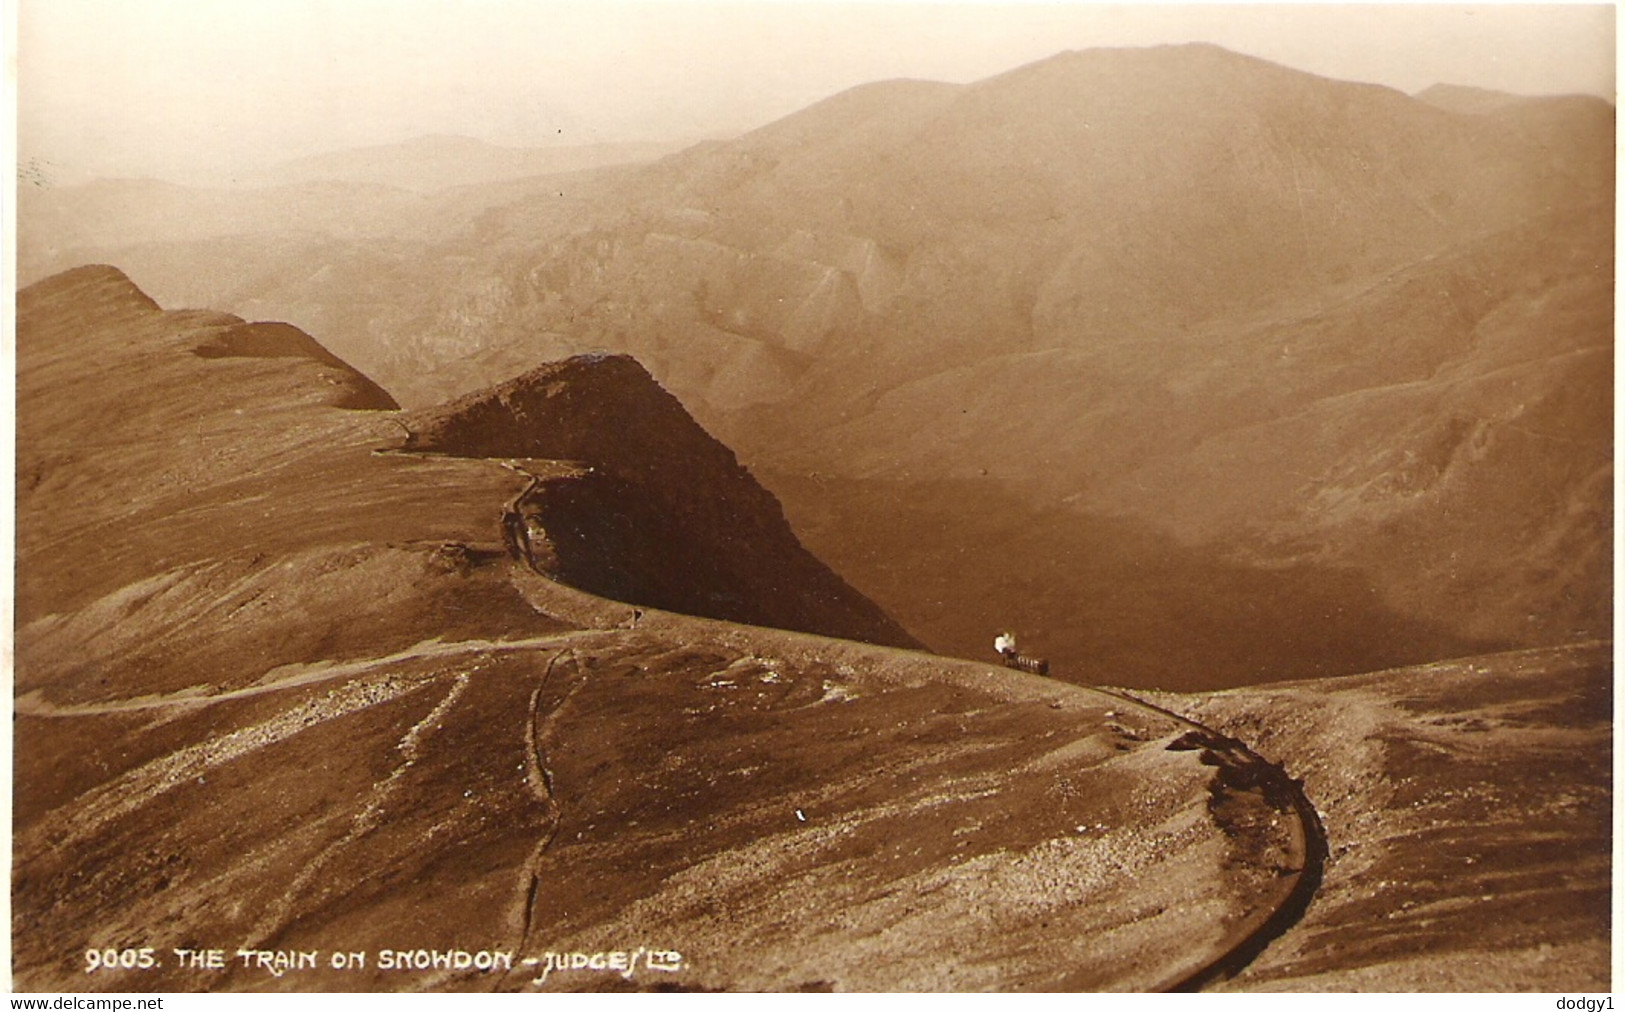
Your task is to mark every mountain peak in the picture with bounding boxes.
[1004,41,1287,77]
[19,264,396,415]
[403,352,733,477]
[19,263,161,318]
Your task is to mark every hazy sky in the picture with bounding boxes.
[14,2,1617,185]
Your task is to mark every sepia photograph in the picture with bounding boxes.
[7,0,1615,994]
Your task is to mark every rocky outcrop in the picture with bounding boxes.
[403,353,920,648]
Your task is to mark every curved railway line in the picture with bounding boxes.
[1094,686,1327,991]
[500,479,1329,992]
[26,464,1329,991]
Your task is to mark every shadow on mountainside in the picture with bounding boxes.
[766,472,1502,692]
[400,354,919,648]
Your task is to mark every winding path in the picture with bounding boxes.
[1094,686,1328,991]
[14,631,608,717]
[499,478,1328,991]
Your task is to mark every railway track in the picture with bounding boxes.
[1093,685,1328,991]
[497,467,1326,991]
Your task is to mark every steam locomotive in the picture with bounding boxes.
[994,632,1049,676]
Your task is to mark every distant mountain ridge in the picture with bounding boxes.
[1413,81,1606,116]
[16,44,1612,686]
[255,133,688,192]
[16,135,684,289]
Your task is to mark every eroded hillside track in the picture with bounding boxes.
[1091,688,1329,991]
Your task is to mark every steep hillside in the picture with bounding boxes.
[400,354,918,647]
[388,43,1608,413]
[770,202,1611,684]
[1161,641,1612,990]
[13,266,1311,992]
[760,473,1496,692]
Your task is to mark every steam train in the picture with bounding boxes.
[994,632,1049,676]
